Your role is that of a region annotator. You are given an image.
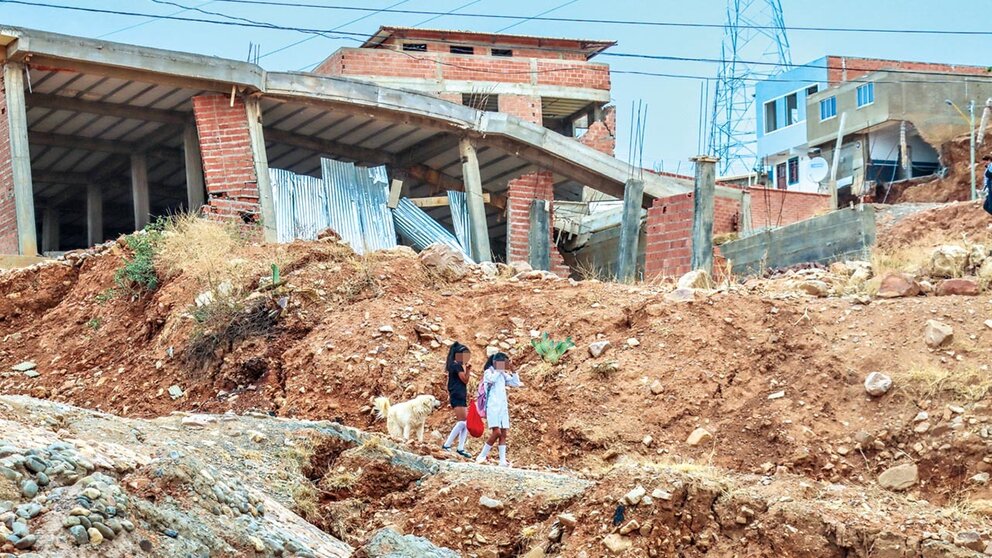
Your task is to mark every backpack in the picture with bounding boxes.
[475,378,493,418]
[984,190,992,216]
[466,399,485,437]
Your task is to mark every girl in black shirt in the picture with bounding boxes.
[442,342,472,458]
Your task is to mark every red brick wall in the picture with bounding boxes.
[578,105,616,156]
[316,48,611,92]
[748,187,831,230]
[644,193,740,278]
[375,30,593,62]
[191,95,261,222]
[0,68,19,254]
[827,56,991,84]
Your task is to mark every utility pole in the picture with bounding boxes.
[970,100,977,201]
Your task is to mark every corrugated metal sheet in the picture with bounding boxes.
[270,168,329,243]
[321,158,397,254]
[393,198,472,260]
[446,191,472,256]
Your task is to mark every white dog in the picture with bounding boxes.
[372,394,441,442]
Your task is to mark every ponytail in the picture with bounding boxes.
[446,342,469,371]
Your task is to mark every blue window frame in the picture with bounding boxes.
[856,82,875,108]
[819,96,837,120]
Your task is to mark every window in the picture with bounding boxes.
[787,157,799,185]
[775,162,787,189]
[764,100,778,133]
[491,48,513,57]
[856,82,875,107]
[450,45,474,55]
[819,96,837,121]
[806,85,819,96]
[785,93,799,126]
[402,43,427,52]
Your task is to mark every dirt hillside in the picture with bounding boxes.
[2,220,992,556]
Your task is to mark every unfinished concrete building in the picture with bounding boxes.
[0,25,747,277]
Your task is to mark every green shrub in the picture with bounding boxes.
[531,333,575,365]
[115,221,164,294]
[86,317,102,331]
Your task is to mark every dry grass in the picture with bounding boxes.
[869,243,932,278]
[891,365,992,401]
[338,256,384,302]
[574,259,610,282]
[156,212,256,289]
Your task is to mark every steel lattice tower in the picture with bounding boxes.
[708,0,791,176]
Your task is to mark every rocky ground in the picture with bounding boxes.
[1,212,992,556]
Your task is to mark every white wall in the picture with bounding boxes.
[766,153,823,193]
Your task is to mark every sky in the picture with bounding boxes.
[1,0,989,175]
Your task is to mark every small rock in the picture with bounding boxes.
[23,456,46,474]
[13,534,36,550]
[88,527,104,546]
[930,245,968,278]
[985,319,992,330]
[602,533,632,554]
[970,472,990,485]
[68,525,89,545]
[625,338,640,348]
[651,488,672,501]
[622,485,646,505]
[878,463,918,491]
[677,269,713,290]
[664,288,696,303]
[19,480,37,499]
[479,496,503,510]
[558,513,577,528]
[876,272,921,298]
[913,411,929,422]
[163,528,179,538]
[914,422,931,433]
[588,341,610,358]
[924,320,953,348]
[953,531,984,552]
[167,385,184,400]
[618,519,640,535]
[10,361,36,372]
[649,380,664,395]
[378,325,394,334]
[247,430,267,443]
[181,415,217,428]
[92,522,115,541]
[864,372,892,397]
[798,280,829,297]
[686,428,713,446]
[642,435,653,447]
[768,390,786,400]
[936,278,981,296]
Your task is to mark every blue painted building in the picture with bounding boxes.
[754,57,830,192]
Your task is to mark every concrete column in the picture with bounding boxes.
[183,122,205,212]
[41,206,59,253]
[527,199,550,271]
[244,96,276,242]
[4,62,37,255]
[616,178,644,282]
[458,138,491,262]
[690,155,718,274]
[131,153,150,230]
[87,182,103,246]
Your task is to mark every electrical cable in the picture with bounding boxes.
[98,0,218,38]
[495,0,580,33]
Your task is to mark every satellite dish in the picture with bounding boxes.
[808,157,829,182]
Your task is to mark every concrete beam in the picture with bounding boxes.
[29,131,182,159]
[459,138,491,263]
[26,92,187,124]
[691,156,718,274]
[616,178,644,282]
[4,62,37,255]
[528,199,550,271]
[183,123,205,211]
[245,96,276,242]
[264,127,393,166]
[131,153,149,230]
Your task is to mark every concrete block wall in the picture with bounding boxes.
[191,95,261,223]
[0,69,19,254]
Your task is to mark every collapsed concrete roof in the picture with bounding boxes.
[0,25,740,247]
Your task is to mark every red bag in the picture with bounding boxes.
[466,399,485,438]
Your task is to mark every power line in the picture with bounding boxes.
[262,0,413,60]
[98,0,218,38]
[199,0,992,36]
[495,0,580,33]
[6,0,992,86]
[410,0,485,28]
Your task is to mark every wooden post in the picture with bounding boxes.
[387,179,403,209]
[616,178,644,282]
[86,182,103,246]
[130,153,150,230]
[458,138,491,262]
[41,206,59,253]
[528,199,550,271]
[244,96,277,242]
[829,112,847,210]
[183,122,205,212]
[4,62,37,255]
[690,155,718,274]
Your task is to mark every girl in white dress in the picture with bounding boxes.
[475,353,523,467]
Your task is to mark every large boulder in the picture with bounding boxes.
[968,244,987,271]
[354,528,459,558]
[930,245,968,278]
[876,272,921,298]
[979,258,992,281]
[418,244,471,282]
[935,278,981,296]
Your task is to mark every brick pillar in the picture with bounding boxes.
[191,95,261,223]
[500,94,570,276]
[0,69,18,254]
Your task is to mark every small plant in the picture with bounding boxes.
[531,332,575,365]
[115,220,165,294]
[271,263,281,285]
[94,288,118,304]
[85,317,102,331]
